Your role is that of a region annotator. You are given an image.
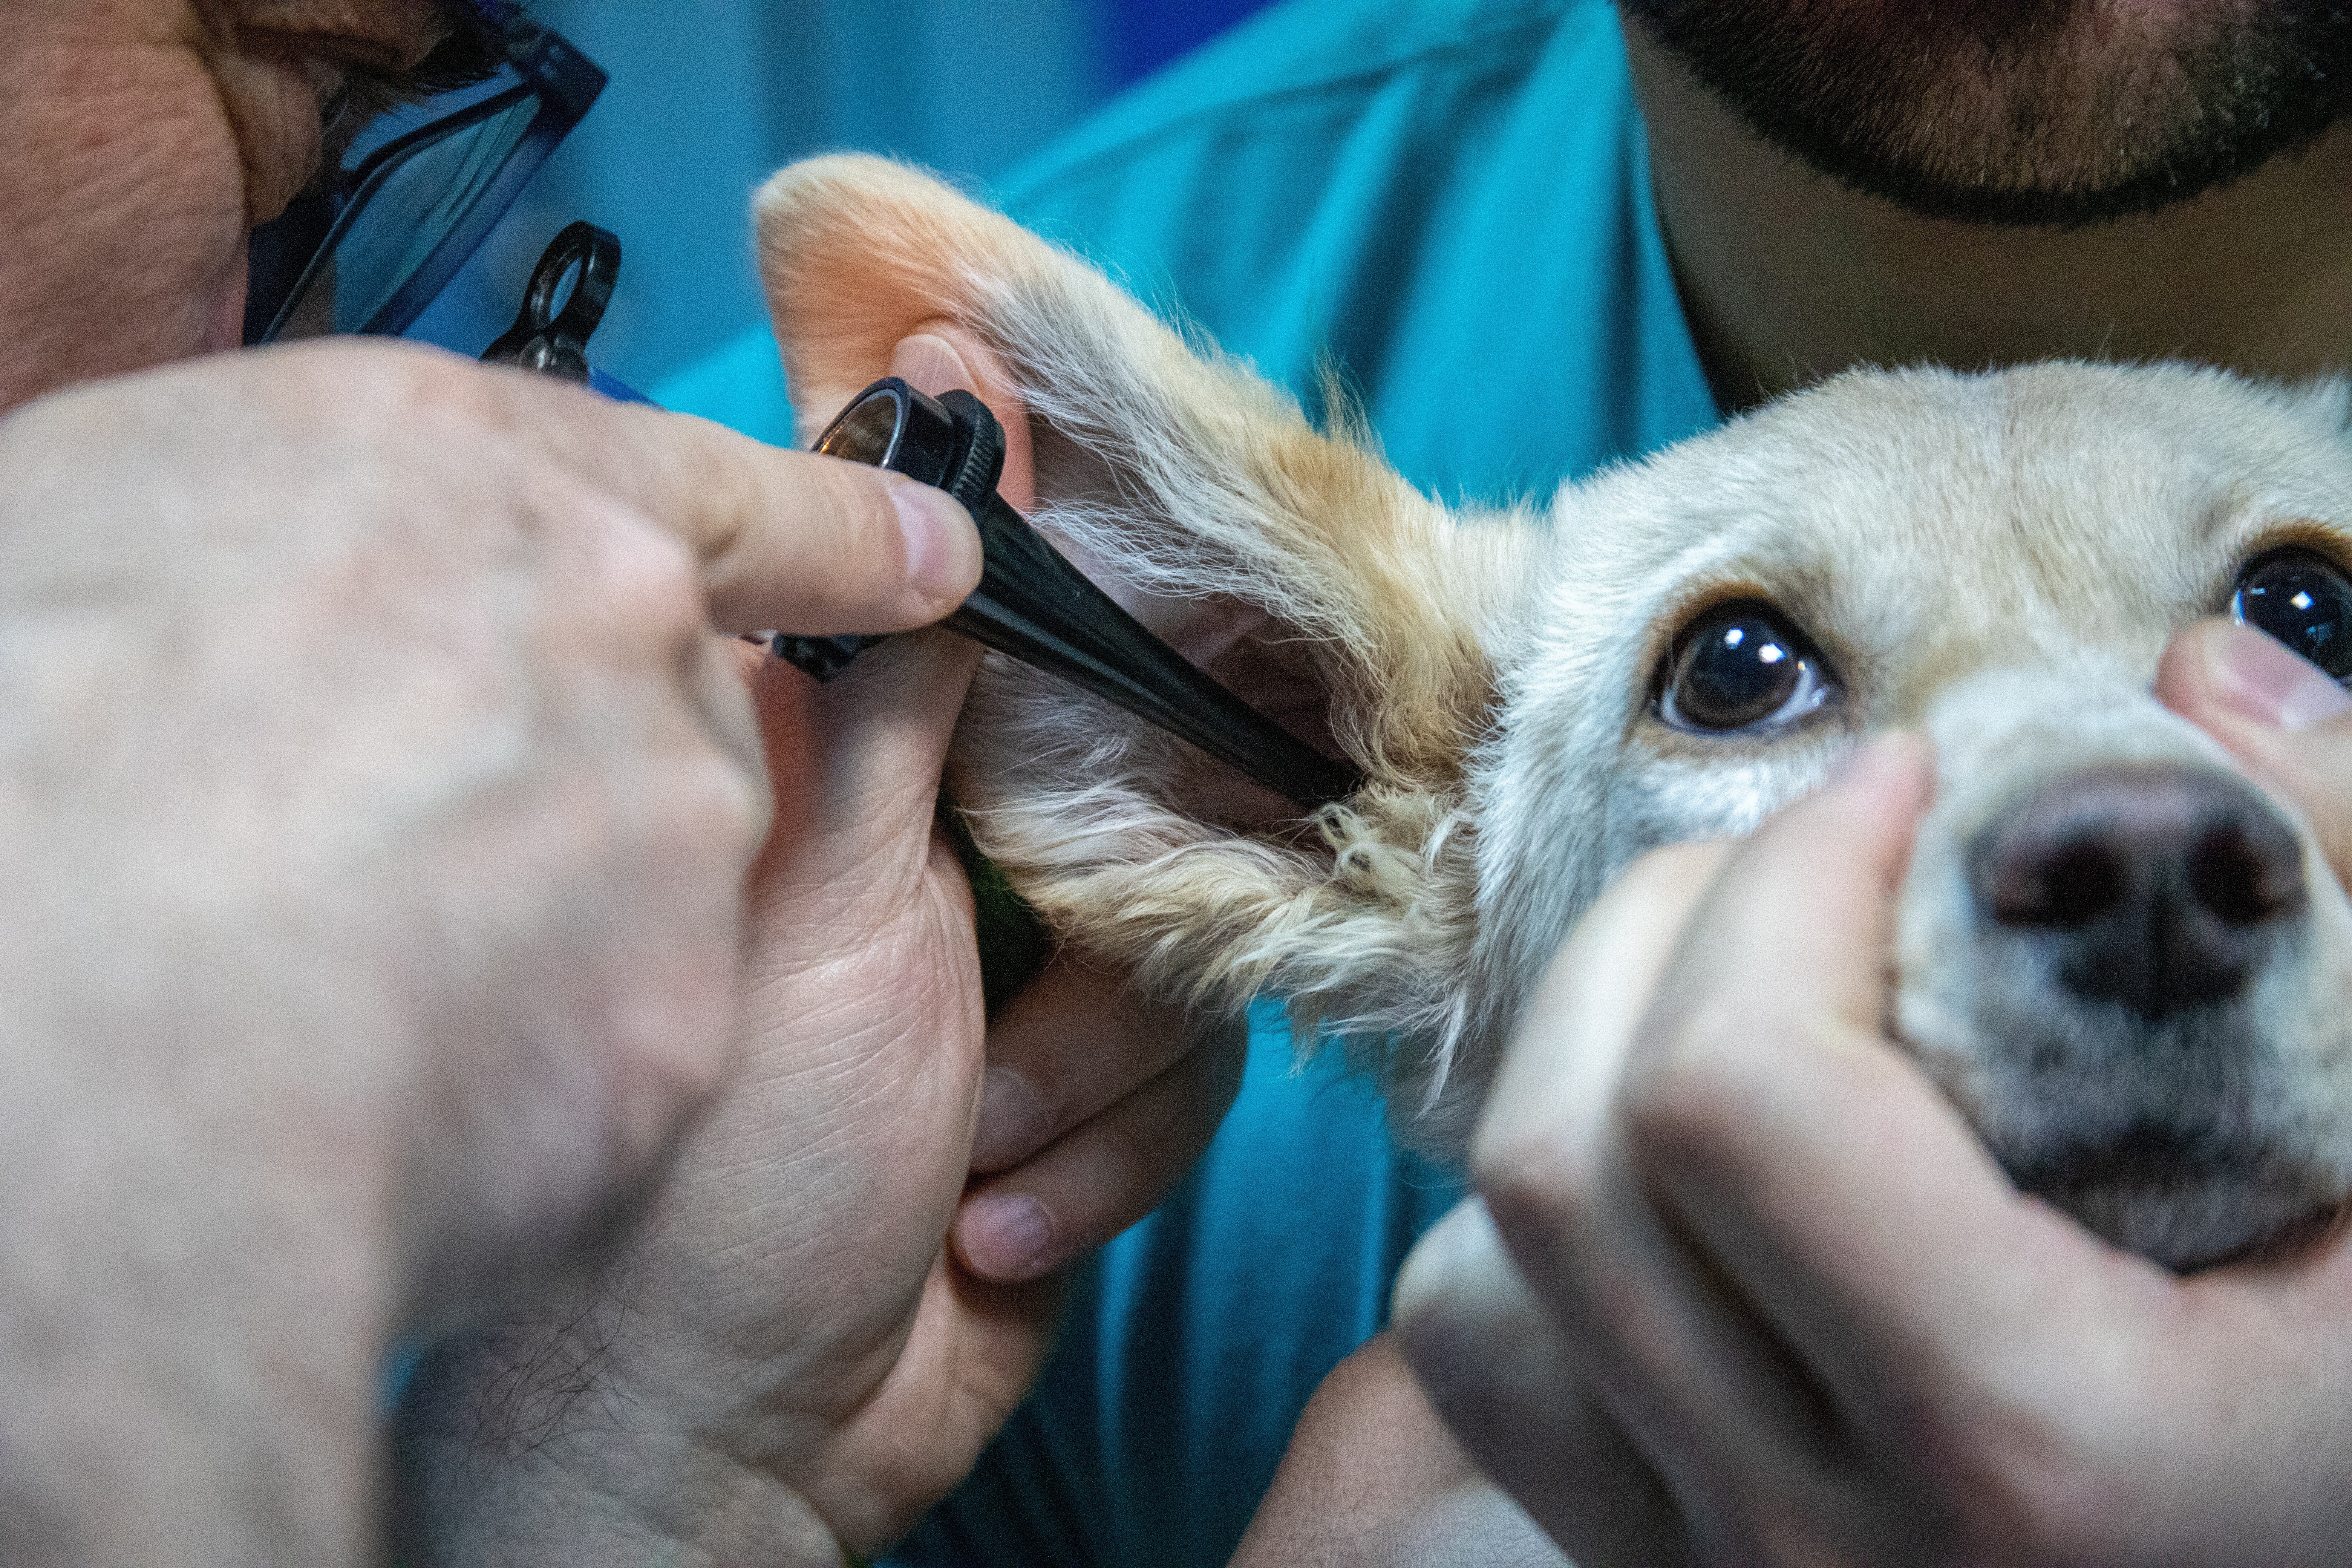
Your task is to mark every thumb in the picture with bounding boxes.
[2157,617,2352,877]
[748,629,981,917]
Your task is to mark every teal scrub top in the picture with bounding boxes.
[656,0,1718,1560]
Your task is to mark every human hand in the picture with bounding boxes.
[1393,700,2352,1566]
[951,952,1246,1284]
[390,326,1242,1563]
[0,339,978,1564]
[390,619,1024,1564]
[2158,616,2352,868]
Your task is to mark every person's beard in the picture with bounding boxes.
[1619,0,2352,224]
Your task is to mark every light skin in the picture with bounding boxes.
[0,340,980,1564]
[0,0,451,403]
[1246,6,2352,1560]
[1620,21,2352,410]
[17,2,2352,1565]
[0,1,1226,1562]
[390,329,1244,1564]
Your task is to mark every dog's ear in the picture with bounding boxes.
[756,155,1537,1134]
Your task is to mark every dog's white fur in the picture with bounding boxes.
[759,155,2352,1269]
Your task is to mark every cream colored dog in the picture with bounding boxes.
[761,155,2352,1273]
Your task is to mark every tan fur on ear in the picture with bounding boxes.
[756,156,1537,1130]
[757,157,1043,444]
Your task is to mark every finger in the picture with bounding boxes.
[557,408,983,637]
[1395,1199,1691,1568]
[281,338,985,637]
[1473,839,1731,1177]
[967,957,1204,1172]
[951,1007,1246,1282]
[1473,826,1847,1545]
[737,327,1032,908]
[1594,735,2084,1464]
[1614,724,2352,1556]
[2157,617,2352,877]
[895,324,1110,1175]
[800,1251,1066,1554]
[747,628,983,922]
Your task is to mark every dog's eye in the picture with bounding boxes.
[1658,601,1837,733]
[2232,548,2352,680]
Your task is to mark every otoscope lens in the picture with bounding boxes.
[817,386,905,467]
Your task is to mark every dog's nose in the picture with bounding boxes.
[1971,764,2306,1021]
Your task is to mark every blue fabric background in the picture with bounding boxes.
[404,0,1274,391]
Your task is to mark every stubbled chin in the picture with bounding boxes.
[205,231,251,353]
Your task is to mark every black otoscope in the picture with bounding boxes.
[493,225,1361,812]
[778,378,1364,809]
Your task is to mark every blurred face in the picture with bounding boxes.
[0,0,447,411]
[1619,0,2352,223]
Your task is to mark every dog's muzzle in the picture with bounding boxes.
[1970,763,2307,1023]
[1897,671,2352,1272]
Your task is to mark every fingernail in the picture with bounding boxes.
[891,482,980,606]
[971,1067,1047,1171]
[2206,622,2352,733]
[957,1192,1056,1281]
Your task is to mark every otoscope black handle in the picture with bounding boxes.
[943,489,1363,808]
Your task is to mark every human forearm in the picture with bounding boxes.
[0,341,995,1566]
